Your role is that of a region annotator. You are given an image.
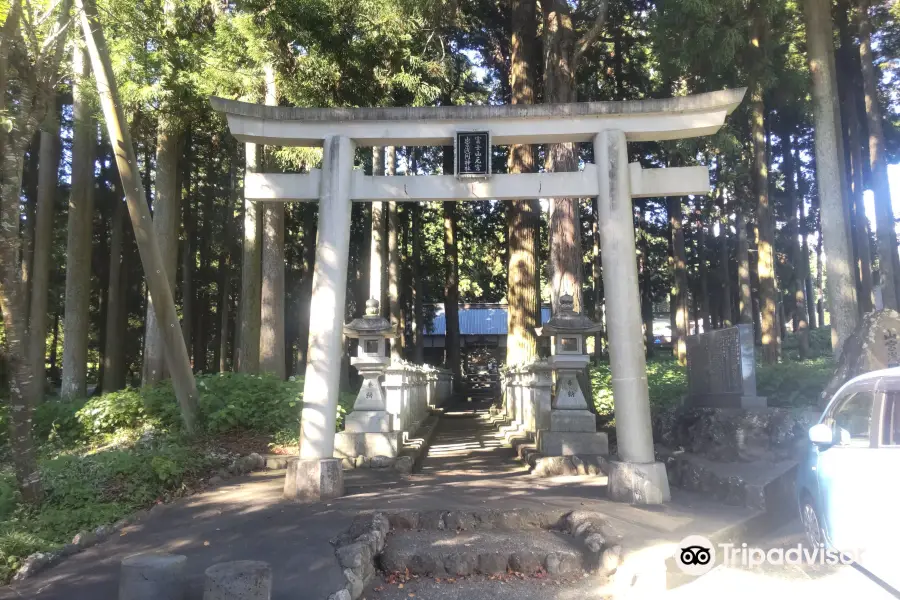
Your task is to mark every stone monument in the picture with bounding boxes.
[685,324,766,409]
[334,299,402,459]
[535,295,609,456]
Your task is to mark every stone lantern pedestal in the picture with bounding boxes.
[334,300,403,459]
[536,295,608,457]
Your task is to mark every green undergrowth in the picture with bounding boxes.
[0,372,357,582]
[592,339,835,423]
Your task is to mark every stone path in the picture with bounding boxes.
[418,397,521,478]
[0,398,761,600]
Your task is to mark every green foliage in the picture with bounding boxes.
[76,389,147,437]
[592,352,835,421]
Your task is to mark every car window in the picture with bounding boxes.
[830,391,875,447]
[882,393,900,446]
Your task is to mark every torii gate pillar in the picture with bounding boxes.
[595,130,670,504]
[284,135,354,502]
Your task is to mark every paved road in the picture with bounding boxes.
[663,518,900,600]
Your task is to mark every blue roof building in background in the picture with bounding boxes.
[424,303,552,337]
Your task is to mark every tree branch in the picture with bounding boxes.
[573,0,609,64]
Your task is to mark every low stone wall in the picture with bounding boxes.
[652,406,819,462]
[501,361,553,437]
[326,509,623,600]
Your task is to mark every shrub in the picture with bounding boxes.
[76,389,147,437]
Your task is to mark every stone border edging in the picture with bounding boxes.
[325,509,624,600]
[11,452,269,583]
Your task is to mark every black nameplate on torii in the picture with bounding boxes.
[455,131,491,178]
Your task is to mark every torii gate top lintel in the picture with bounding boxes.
[210,88,746,147]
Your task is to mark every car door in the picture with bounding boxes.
[815,384,879,553]
[854,388,900,592]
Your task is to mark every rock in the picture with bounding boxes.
[335,542,374,581]
[443,552,476,576]
[369,455,395,469]
[343,568,364,600]
[13,553,50,581]
[444,511,474,531]
[60,543,79,557]
[495,510,522,530]
[328,590,352,600]
[208,475,223,486]
[584,532,606,553]
[419,510,446,530]
[599,545,622,575]
[534,456,576,477]
[354,530,385,555]
[265,455,290,469]
[330,532,355,548]
[94,524,114,540]
[341,458,355,470]
[246,452,265,470]
[387,510,419,531]
[394,456,413,474]
[354,456,370,469]
[545,552,581,576]
[72,531,97,548]
[348,513,390,538]
[477,553,508,575]
[572,455,587,476]
[408,553,444,576]
[565,511,605,535]
[509,552,542,574]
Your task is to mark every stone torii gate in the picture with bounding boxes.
[211,88,746,505]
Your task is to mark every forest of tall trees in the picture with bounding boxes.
[0,0,899,502]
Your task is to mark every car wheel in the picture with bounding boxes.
[801,498,826,549]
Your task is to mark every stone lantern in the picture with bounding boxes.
[334,299,402,458]
[535,294,608,456]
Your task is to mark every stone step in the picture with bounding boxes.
[365,572,610,600]
[379,530,587,578]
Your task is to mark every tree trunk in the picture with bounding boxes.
[27,103,60,403]
[750,14,777,363]
[295,203,317,372]
[716,160,733,327]
[737,209,753,325]
[669,197,688,364]
[411,202,425,364]
[180,155,194,362]
[506,0,541,367]
[782,126,810,358]
[698,218,712,332]
[219,153,237,372]
[543,0,583,313]
[836,8,874,314]
[592,206,604,357]
[61,46,96,399]
[858,0,898,310]
[260,200,286,377]
[259,66,284,377]
[370,147,385,309]
[142,116,181,384]
[103,198,127,391]
[238,143,262,373]
[387,147,402,362]
[77,0,199,430]
[639,201,654,354]
[442,147,462,386]
[804,0,860,355]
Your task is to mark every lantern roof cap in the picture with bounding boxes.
[344,299,394,337]
[536,294,602,336]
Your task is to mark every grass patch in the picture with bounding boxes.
[0,372,358,582]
